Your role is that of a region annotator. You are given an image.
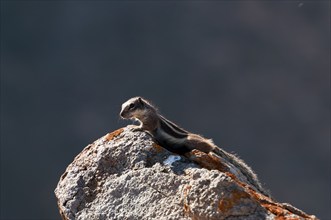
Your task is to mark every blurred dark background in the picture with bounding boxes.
[1,1,330,220]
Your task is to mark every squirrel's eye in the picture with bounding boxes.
[128,103,135,110]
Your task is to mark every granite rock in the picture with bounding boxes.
[55,127,318,220]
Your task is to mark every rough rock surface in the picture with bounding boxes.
[55,127,318,220]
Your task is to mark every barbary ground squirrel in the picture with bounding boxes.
[120,96,270,197]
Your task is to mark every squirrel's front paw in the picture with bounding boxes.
[127,125,143,132]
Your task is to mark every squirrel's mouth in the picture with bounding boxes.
[119,112,135,121]
[119,110,128,119]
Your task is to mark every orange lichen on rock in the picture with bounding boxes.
[104,128,124,142]
[245,185,316,219]
[223,171,317,219]
[263,203,290,219]
[182,185,192,216]
[218,189,251,213]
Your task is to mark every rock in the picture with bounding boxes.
[55,127,318,220]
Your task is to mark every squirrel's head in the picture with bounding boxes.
[120,97,151,120]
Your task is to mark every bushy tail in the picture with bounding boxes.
[212,146,271,197]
